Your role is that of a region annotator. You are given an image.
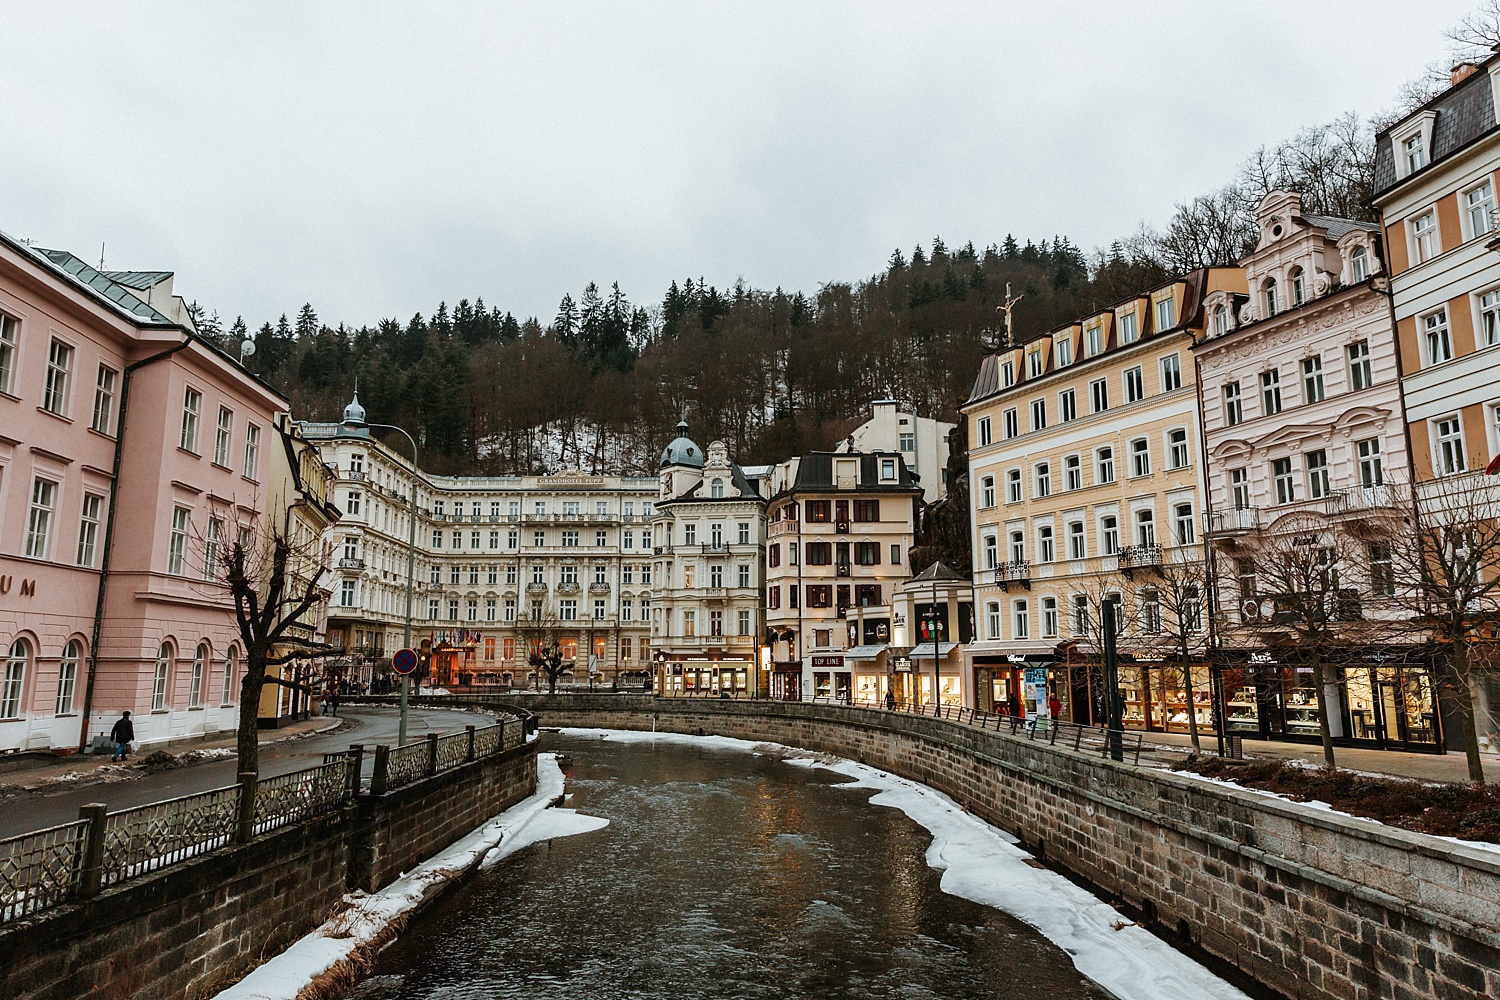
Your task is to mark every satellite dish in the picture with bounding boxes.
[239,339,256,362]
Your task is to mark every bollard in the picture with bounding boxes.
[371,745,390,795]
[235,772,257,843]
[77,803,107,897]
[426,733,439,775]
[466,725,476,762]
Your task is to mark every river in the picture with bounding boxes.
[345,733,1110,999]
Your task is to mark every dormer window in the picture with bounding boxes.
[1212,304,1229,337]
[1350,245,1370,283]
[1153,295,1175,331]
[711,478,724,498]
[1263,278,1279,317]
[1000,360,1015,387]
[1055,336,1073,366]
[1085,322,1104,357]
[1027,346,1044,377]
[1117,311,1138,345]
[1391,111,1436,181]
[1403,133,1426,174]
[1290,267,1306,306]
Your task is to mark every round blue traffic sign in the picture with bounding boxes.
[392,648,418,675]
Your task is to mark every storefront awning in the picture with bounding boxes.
[845,645,887,661]
[909,642,958,659]
[963,640,1009,656]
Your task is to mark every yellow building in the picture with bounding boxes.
[962,268,1244,730]
[258,413,340,726]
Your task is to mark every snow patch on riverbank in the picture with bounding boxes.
[212,753,605,1000]
[561,727,1250,1000]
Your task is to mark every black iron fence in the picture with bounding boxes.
[0,717,526,927]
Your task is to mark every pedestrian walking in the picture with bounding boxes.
[1048,692,1062,724]
[884,689,897,711]
[327,686,340,717]
[109,711,134,761]
[1006,693,1021,718]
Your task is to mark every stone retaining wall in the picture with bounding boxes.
[463,694,1500,1000]
[0,740,537,1000]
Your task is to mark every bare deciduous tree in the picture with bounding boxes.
[222,521,334,775]
[1237,515,1374,770]
[515,612,573,694]
[1126,555,1212,753]
[1388,475,1500,783]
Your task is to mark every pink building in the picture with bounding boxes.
[0,232,287,753]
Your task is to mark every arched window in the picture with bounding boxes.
[222,648,237,706]
[1263,278,1279,317]
[1212,304,1228,336]
[190,642,208,709]
[1350,245,1369,283]
[3,638,29,719]
[57,639,81,715]
[1289,267,1306,306]
[710,478,724,499]
[153,642,172,712]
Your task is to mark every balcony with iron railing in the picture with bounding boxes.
[1118,544,1161,575]
[556,581,582,595]
[589,581,611,593]
[525,581,549,593]
[1324,485,1397,518]
[338,557,366,570]
[989,560,1030,591]
[1207,507,1260,536]
[344,469,366,482]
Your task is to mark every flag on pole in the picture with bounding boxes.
[1488,452,1500,476]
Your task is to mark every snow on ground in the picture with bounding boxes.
[562,727,1251,1000]
[212,753,606,1000]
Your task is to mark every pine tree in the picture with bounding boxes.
[294,303,319,341]
[553,293,580,346]
[911,244,927,267]
[888,248,906,271]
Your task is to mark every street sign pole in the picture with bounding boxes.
[392,647,418,745]
[1103,601,1123,762]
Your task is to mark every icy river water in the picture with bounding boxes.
[345,732,1113,1000]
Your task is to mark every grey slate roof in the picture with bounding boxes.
[785,451,921,493]
[31,248,175,324]
[1374,60,1499,197]
[1300,214,1379,240]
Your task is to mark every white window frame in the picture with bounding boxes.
[1435,416,1468,475]
[25,476,57,559]
[1167,428,1189,469]
[1347,340,1372,390]
[214,407,233,466]
[180,385,202,452]
[1063,454,1082,491]
[1153,294,1175,331]
[1012,599,1030,640]
[1118,310,1139,344]
[1479,289,1500,349]
[1350,245,1370,283]
[1005,468,1022,504]
[243,422,261,479]
[1301,355,1324,404]
[1261,369,1282,415]
[76,491,103,567]
[1160,354,1182,393]
[1466,180,1496,240]
[0,309,18,396]
[1423,308,1453,365]
[1124,366,1145,403]
[92,364,118,435]
[1223,381,1243,426]
[1096,446,1115,484]
[168,506,190,575]
[1090,378,1108,413]
[1059,388,1077,422]
[1410,210,1438,264]
[1129,437,1150,478]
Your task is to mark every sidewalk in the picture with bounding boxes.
[0,714,345,793]
[1144,729,1500,783]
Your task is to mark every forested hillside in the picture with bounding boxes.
[189,102,1434,476]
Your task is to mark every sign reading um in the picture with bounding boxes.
[0,575,37,597]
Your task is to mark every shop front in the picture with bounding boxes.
[909,642,964,707]
[970,651,1050,718]
[846,646,889,706]
[657,658,754,697]
[810,654,852,701]
[1216,648,1442,752]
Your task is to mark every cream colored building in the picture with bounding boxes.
[650,422,768,696]
[836,400,955,503]
[764,451,922,700]
[302,397,656,690]
[962,268,1244,729]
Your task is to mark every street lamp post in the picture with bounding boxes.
[344,405,420,746]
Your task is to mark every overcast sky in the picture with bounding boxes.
[0,1,1472,331]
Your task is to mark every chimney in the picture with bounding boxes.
[1452,61,1481,85]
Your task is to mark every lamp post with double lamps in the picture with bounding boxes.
[342,401,420,746]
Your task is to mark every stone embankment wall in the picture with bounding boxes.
[0,741,536,1000]
[465,694,1500,1000]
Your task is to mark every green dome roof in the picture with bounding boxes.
[660,420,703,469]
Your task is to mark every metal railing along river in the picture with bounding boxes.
[0,717,525,927]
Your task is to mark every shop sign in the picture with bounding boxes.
[811,655,845,668]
